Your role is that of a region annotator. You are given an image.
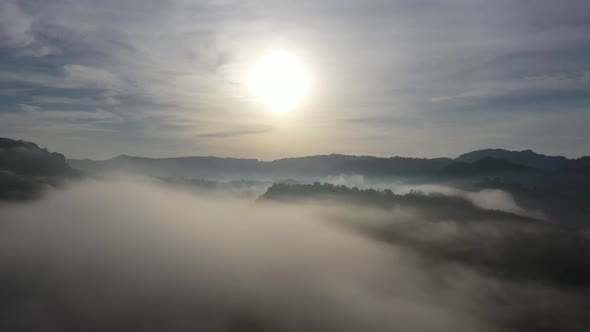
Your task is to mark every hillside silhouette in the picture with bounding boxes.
[259,182,538,223]
[0,138,79,200]
[68,148,589,179]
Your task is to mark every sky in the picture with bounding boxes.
[1,0,590,160]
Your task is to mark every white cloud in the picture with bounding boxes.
[3,104,124,138]
[18,103,41,112]
[0,0,55,56]
[30,96,97,105]
[62,65,124,91]
[0,1,34,48]
[0,65,127,95]
[432,72,590,103]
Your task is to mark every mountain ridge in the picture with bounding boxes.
[67,148,589,179]
[455,148,575,170]
[72,148,587,164]
[0,138,79,200]
[1,137,584,179]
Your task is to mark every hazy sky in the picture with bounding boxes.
[1,0,589,159]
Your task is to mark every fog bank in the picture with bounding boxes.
[0,178,587,331]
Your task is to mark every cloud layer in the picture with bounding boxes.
[1,178,589,331]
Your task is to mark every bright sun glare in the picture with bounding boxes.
[247,51,309,113]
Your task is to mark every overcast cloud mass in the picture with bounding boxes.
[1,0,590,159]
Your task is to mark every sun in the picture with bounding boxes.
[247,51,309,113]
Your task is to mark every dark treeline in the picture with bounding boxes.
[156,177,268,198]
[473,176,590,226]
[260,182,537,223]
[0,138,79,200]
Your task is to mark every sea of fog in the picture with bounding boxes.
[0,177,588,332]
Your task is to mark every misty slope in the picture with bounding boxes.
[0,138,78,200]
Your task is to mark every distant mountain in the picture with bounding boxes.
[440,157,536,176]
[69,148,590,180]
[70,155,263,179]
[69,154,452,179]
[0,138,79,200]
[267,154,451,177]
[455,149,570,170]
[336,156,452,176]
[562,156,590,173]
[0,138,76,177]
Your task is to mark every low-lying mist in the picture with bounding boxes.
[0,177,589,332]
